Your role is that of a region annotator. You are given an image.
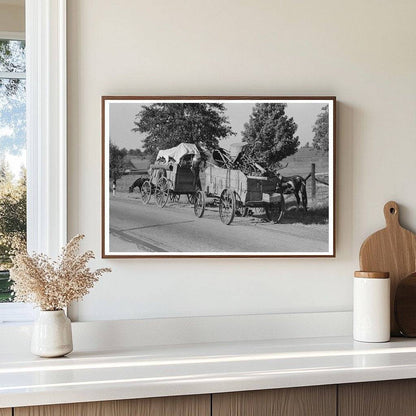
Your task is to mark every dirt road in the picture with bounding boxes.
[109,195,329,254]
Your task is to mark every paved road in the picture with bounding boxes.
[109,195,329,254]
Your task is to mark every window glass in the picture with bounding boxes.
[0,38,26,303]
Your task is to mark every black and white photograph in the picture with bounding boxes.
[102,97,335,257]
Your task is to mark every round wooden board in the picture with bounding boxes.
[395,273,416,337]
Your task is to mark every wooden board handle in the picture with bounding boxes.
[384,201,400,228]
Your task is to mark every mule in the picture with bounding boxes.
[276,173,308,211]
[128,177,148,193]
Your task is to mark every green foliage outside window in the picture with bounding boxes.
[0,39,27,302]
[0,162,26,302]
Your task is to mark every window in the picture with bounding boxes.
[0,0,67,324]
[0,34,27,308]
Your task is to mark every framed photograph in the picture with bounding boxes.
[102,96,336,258]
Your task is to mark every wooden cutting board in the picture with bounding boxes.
[359,201,416,335]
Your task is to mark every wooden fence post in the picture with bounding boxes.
[311,163,316,200]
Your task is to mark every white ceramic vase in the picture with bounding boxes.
[31,310,73,357]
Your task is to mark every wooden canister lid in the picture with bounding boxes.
[354,271,390,279]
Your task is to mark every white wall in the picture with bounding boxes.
[67,0,416,322]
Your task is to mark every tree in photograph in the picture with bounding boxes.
[132,103,235,159]
[109,141,127,183]
[241,103,299,168]
[0,161,26,270]
[128,148,143,157]
[312,104,329,152]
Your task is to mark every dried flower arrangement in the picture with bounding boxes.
[10,234,111,311]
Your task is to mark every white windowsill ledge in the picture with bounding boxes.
[0,303,36,324]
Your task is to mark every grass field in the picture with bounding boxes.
[279,147,329,177]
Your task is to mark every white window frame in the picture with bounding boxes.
[0,0,67,323]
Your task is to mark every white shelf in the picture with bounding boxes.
[2,335,416,408]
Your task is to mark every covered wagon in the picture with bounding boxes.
[140,143,202,207]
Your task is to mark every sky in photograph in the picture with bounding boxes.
[109,101,325,151]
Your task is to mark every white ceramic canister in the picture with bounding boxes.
[353,271,390,342]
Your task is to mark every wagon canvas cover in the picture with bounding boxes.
[156,143,200,163]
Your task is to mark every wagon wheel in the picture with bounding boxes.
[169,192,180,203]
[194,190,206,218]
[141,180,152,205]
[155,177,171,208]
[133,185,142,196]
[234,192,247,217]
[187,193,197,204]
[219,188,236,225]
[265,202,284,224]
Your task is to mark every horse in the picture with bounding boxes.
[276,173,308,211]
[128,177,148,193]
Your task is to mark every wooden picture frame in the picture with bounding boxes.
[102,96,336,258]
